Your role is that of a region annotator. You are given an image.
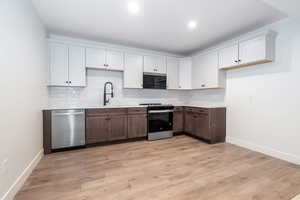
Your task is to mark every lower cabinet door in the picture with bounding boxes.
[194,114,210,140]
[86,116,109,144]
[173,111,183,132]
[109,115,128,141]
[128,114,147,138]
[184,112,194,134]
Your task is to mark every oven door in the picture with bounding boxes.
[148,110,173,133]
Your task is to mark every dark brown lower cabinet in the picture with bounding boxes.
[173,107,184,133]
[85,108,147,145]
[109,115,128,141]
[184,107,226,144]
[43,106,225,153]
[86,108,128,144]
[86,115,109,144]
[127,114,147,138]
[184,111,193,134]
[193,113,210,140]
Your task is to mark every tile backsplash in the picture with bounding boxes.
[47,69,190,108]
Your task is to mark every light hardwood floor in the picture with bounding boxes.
[16,136,300,200]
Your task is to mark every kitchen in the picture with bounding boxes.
[1,0,300,200]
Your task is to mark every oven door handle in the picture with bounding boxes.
[148,110,174,113]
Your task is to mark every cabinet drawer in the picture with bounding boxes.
[193,108,209,114]
[174,106,183,112]
[109,108,128,115]
[128,107,147,114]
[184,107,208,114]
[184,107,194,113]
[86,109,110,116]
[86,108,128,116]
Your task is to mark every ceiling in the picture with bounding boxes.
[32,0,287,55]
[262,0,300,18]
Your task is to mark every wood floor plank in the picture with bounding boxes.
[15,136,300,200]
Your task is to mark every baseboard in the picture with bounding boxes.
[227,137,300,165]
[1,149,44,200]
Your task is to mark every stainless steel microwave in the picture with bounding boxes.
[143,73,167,89]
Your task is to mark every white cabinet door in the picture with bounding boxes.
[219,44,239,69]
[85,47,106,69]
[179,58,192,89]
[106,49,124,71]
[166,57,179,89]
[68,45,86,87]
[156,56,166,74]
[144,55,166,74]
[144,55,157,73]
[192,51,220,89]
[239,35,267,65]
[124,53,143,89]
[49,42,69,86]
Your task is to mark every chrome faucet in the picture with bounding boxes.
[104,82,114,106]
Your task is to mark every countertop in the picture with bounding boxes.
[43,104,226,111]
[43,105,148,111]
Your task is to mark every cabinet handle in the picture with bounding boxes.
[201,84,206,87]
[69,81,72,84]
[238,59,241,62]
[234,60,238,63]
[66,81,68,84]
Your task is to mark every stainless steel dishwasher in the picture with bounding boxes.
[51,109,85,150]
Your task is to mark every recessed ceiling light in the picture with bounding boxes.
[128,1,140,15]
[188,20,197,29]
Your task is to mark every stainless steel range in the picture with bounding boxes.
[140,103,174,141]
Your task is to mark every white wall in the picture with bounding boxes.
[0,0,48,199]
[225,18,300,164]
[189,18,300,164]
[48,70,188,108]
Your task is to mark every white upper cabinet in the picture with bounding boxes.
[238,34,272,66]
[106,50,124,71]
[219,31,276,70]
[68,45,86,87]
[86,47,124,71]
[49,42,86,87]
[85,47,106,69]
[166,57,180,89]
[144,55,166,74]
[123,53,143,89]
[219,44,239,69]
[192,51,225,89]
[49,42,69,86]
[179,58,192,90]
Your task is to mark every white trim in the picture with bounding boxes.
[227,137,300,165]
[1,150,44,200]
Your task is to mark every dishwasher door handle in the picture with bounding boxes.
[52,112,85,116]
